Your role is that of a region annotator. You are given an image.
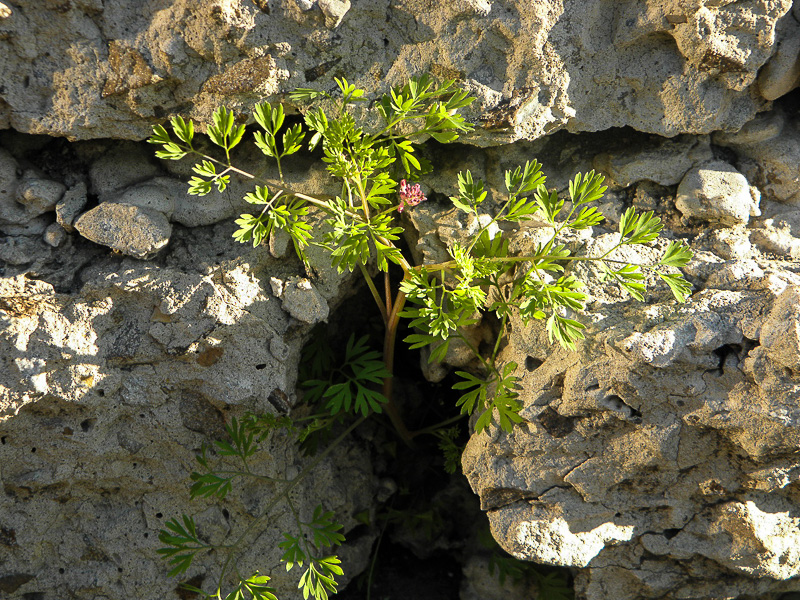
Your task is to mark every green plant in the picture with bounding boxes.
[150,74,692,599]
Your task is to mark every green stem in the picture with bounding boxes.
[381,289,415,448]
[359,263,388,325]
[410,413,467,438]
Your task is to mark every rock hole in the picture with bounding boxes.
[222,508,230,520]
[1,436,6,445]
[155,512,162,519]
[255,363,267,370]
[80,418,96,432]
[30,447,36,453]
[584,382,600,392]
[117,567,123,573]
[711,343,742,375]
[97,389,105,397]
[143,533,148,538]
[525,356,542,371]
[58,568,64,574]
[663,528,681,540]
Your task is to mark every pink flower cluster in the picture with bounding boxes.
[397,179,427,213]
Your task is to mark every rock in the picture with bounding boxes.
[0,147,26,226]
[0,235,46,265]
[274,276,329,324]
[89,143,161,198]
[0,254,374,600]
[15,177,66,216]
[42,222,67,247]
[593,135,712,188]
[55,182,88,232]
[757,13,800,100]
[675,161,760,225]
[0,1,793,144]
[713,110,800,204]
[750,208,800,259]
[112,177,176,218]
[318,0,351,28]
[463,276,800,599]
[74,203,172,259]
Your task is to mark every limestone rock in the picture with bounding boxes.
[0,254,374,600]
[88,143,161,198]
[713,110,800,204]
[272,275,330,324]
[55,182,88,232]
[0,0,793,144]
[593,135,712,188]
[15,176,66,216]
[675,161,760,226]
[751,207,800,259]
[74,203,172,259]
[42,222,67,247]
[757,11,800,100]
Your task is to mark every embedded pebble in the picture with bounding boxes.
[43,222,67,247]
[16,177,66,216]
[56,182,88,232]
[676,161,760,226]
[74,202,172,259]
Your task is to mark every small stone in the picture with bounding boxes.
[0,236,45,265]
[269,337,289,361]
[296,0,315,10]
[74,202,172,259]
[318,0,350,28]
[757,17,800,101]
[280,276,329,323]
[16,177,66,216]
[269,277,284,297]
[89,143,161,198]
[676,161,760,226]
[43,223,67,247]
[114,178,176,218]
[750,209,800,259]
[0,2,10,18]
[55,182,88,232]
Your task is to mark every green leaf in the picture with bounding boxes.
[290,88,332,103]
[171,115,194,145]
[534,185,564,225]
[546,313,586,351]
[657,271,693,303]
[568,170,607,206]
[619,208,663,245]
[659,240,693,268]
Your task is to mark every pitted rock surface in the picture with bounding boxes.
[0,0,796,144]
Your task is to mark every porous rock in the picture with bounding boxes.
[74,202,172,259]
[0,242,373,600]
[713,109,800,205]
[55,182,88,232]
[15,176,66,216]
[675,160,761,226]
[461,264,800,599]
[0,1,794,144]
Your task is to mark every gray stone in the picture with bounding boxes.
[675,161,760,225]
[74,202,172,259]
[0,215,50,236]
[593,135,712,188]
[15,177,66,216]
[277,276,329,324]
[55,182,88,232]
[318,0,351,28]
[0,147,26,225]
[0,0,792,144]
[713,110,800,204]
[89,143,161,198]
[0,253,372,600]
[0,235,46,265]
[757,13,800,100]
[112,177,176,218]
[751,208,800,259]
[42,222,67,247]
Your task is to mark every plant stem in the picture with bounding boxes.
[380,289,415,448]
[359,263,388,325]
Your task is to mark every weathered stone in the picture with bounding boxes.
[593,135,712,188]
[0,250,372,600]
[15,177,66,216]
[42,222,67,248]
[89,143,161,198]
[676,161,760,225]
[0,1,793,144]
[713,110,800,204]
[751,207,800,260]
[272,275,330,324]
[74,203,172,259]
[112,177,176,218]
[757,13,800,100]
[55,182,88,232]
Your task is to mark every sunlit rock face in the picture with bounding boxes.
[0,0,796,144]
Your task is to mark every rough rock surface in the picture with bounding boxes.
[74,202,173,260]
[0,0,796,144]
[675,160,761,226]
[0,231,375,600]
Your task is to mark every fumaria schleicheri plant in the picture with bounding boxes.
[149,75,693,599]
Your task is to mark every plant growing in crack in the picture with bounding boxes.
[150,74,693,599]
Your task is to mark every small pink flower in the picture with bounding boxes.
[398,179,427,213]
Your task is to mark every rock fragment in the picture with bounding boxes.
[676,161,760,225]
[74,203,172,259]
[55,182,88,232]
[15,177,66,216]
[43,223,67,248]
[318,0,350,28]
[276,276,329,324]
